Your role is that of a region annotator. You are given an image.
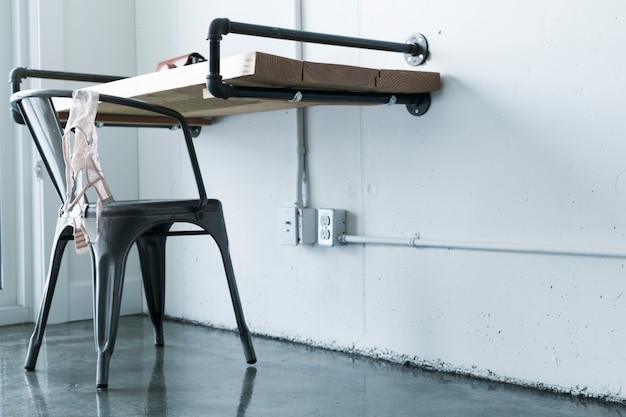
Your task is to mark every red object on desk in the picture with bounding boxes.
[156,52,206,71]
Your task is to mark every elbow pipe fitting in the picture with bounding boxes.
[9,66,28,93]
[207,18,232,40]
[206,74,234,100]
[9,67,28,124]
[206,18,235,99]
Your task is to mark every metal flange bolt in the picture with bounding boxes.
[404,33,429,66]
[406,93,431,116]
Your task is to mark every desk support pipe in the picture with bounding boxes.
[9,67,207,135]
[9,67,125,94]
[9,67,126,125]
[212,19,425,56]
[206,18,431,116]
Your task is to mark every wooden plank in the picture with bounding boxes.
[223,51,302,86]
[55,51,441,122]
[301,61,379,91]
[376,69,441,93]
[300,61,440,93]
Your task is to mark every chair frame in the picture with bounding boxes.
[10,89,256,388]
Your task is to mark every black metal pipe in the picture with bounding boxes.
[9,67,127,124]
[12,88,209,207]
[228,86,428,106]
[208,18,418,54]
[9,67,125,94]
[206,17,430,114]
[227,20,419,55]
[8,67,28,94]
[206,21,234,99]
[8,67,212,130]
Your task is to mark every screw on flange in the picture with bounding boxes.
[406,93,431,116]
[404,33,429,66]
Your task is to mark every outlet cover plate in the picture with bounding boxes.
[317,208,346,246]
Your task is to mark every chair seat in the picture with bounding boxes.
[82,198,223,217]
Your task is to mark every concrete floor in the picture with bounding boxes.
[0,316,624,416]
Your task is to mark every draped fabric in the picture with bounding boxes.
[62,89,114,253]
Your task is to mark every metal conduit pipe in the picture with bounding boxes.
[294,1,308,209]
[338,234,626,259]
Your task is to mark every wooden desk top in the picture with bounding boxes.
[56,51,441,125]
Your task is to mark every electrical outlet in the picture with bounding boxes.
[317,209,346,247]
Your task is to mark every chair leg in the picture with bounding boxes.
[211,223,257,365]
[136,230,169,346]
[25,228,71,371]
[92,240,128,389]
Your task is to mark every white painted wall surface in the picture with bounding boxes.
[136,0,626,400]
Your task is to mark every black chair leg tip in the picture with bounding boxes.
[247,358,257,365]
[96,384,108,389]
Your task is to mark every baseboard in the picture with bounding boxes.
[0,306,30,326]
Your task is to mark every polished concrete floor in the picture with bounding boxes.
[0,316,625,416]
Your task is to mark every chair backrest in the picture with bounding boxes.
[10,89,209,207]
[15,94,68,201]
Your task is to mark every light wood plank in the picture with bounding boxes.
[54,51,441,123]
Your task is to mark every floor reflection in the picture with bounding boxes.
[145,348,166,415]
[237,366,257,417]
[25,348,258,417]
[95,388,111,416]
[140,348,257,417]
[24,372,49,417]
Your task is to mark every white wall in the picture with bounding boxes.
[132,0,626,400]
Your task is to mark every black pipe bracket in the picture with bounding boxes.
[206,18,432,117]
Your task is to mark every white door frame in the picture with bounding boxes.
[1,0,144,326]
[0,0,39,324]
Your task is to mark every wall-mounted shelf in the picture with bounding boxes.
[10,18,441,129]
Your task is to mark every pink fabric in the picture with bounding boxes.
[62,89,114,253]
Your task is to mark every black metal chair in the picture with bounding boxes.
[10,89,256,388]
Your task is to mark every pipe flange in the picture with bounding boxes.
[404,33,428,66]
[406,93,431,116]
[190,126,202,138]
